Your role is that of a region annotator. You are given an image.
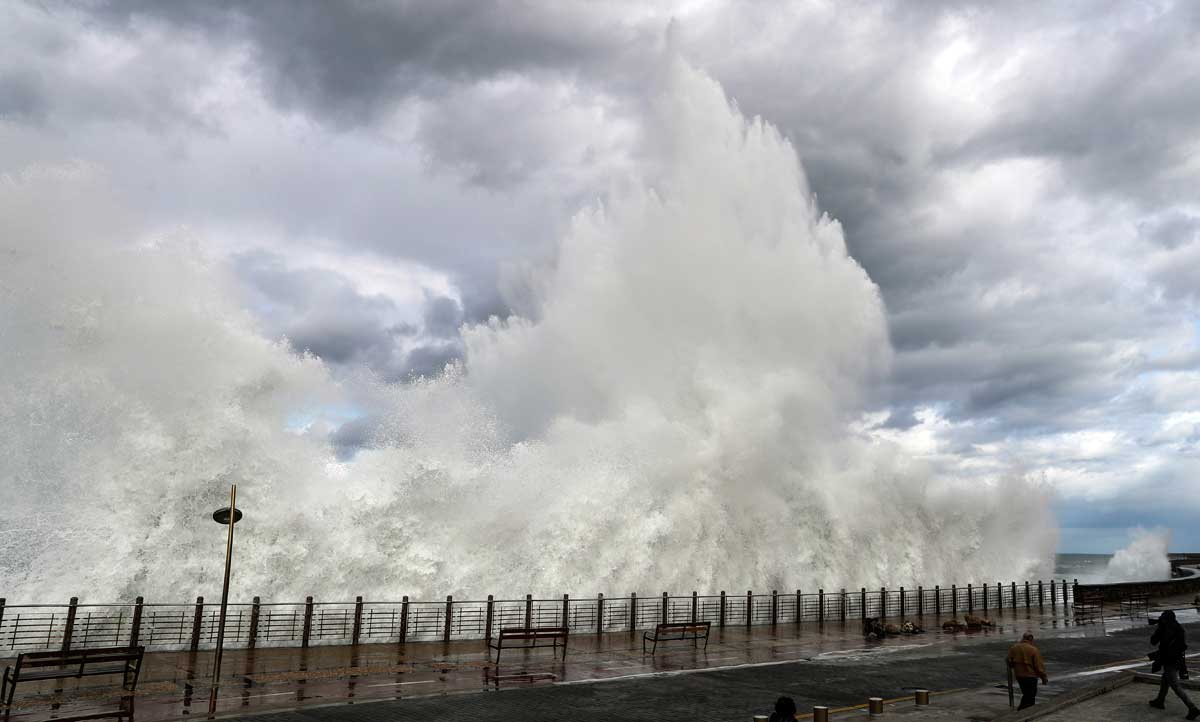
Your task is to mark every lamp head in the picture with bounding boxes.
[212,507,243,525]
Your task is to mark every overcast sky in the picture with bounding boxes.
[4,0,1199,552]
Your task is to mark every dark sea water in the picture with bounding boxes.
[1055,553,1115,584]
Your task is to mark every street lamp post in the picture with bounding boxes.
[209,484,242,714]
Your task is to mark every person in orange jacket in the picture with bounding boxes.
[1007,632,1049,710]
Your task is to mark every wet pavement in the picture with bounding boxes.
[3,598,1197,722]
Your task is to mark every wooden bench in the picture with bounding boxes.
[487,627,568,664]
[3,646,144,716]
[1072,591,1104,624]
[642,621,711,654]
[1119,592,1149,617]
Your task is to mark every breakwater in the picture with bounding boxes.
[0,578,1079,657]
[1073,555,1200,603]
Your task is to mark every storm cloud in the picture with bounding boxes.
[3,0,1198,549]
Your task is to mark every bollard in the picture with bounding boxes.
[813,706,830,722]
[869,697,884,715]
[61,597,80,652]
[302,596,314,648]
[399,595,409,644]
[352,596,363,645]
[486,595,495,640]
[130,596,144,648]
[915,689,930,705]
[754,716,769,722]
[190,596,205,651]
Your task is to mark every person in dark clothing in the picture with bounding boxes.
[1148,610,1199,719]
[768,696,797,722]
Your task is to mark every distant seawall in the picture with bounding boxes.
[1073,554,1200,603]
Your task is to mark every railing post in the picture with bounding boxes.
[934,585,941,615]
[190,596,204,651]
[795,589,802,624]
[818,589,824,623]
[1063,579,1070,607]
[1011,582,1018,610]
[485,595,495,640]
[61,596,79,652]
[662,592,670,625]
[302,596,314,648]
[900,587,906,618]
[1038,581,1044,610]
[917,586,923,616]
[983,583,988,612]
[352,596,363,645]
[771,590,778,625]
[562,594,569,629]
[525,594,533,629]
[0,599,5,641]
[629,593,637,631]
[840,588,846,622]
[248,596,261,648]
[861,587,867,618]
[967,584,973,612]
[130,596,144,648]
[1072,579,1078,606]
[745,591,752,628]
[880,587,887,620]
[596,594,603,635]
[399,596,409,643]
[691,592,698,623]
[719,591,726,628]
[443,595,453,642]
[1025,581,1031,609]
[1050,579,1057,607]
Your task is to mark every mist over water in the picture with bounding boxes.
[0,58,1056,603]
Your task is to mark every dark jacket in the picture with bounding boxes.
[1151,610,1188,666]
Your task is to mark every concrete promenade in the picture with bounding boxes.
[3,599,1197,722]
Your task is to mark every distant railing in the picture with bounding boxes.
[0,579,1078,657]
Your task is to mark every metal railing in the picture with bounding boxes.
[0,579,1078,657]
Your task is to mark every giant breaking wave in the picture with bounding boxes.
[0,58,1055,603]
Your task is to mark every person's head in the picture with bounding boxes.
[1159,610,1177,625]
[1022,632,1035,643]
[774,696,797,717]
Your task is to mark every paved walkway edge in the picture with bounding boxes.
[992,673,1136,722]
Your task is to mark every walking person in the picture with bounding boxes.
[767,696,797,722]
[1007,632,1048,710]
[1148,610,1199,719]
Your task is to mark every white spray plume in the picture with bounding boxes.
[1105,528,1172,583]
[0,58,1056,604]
